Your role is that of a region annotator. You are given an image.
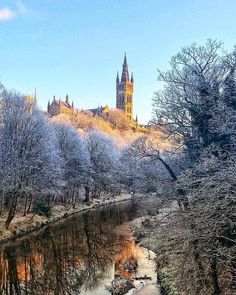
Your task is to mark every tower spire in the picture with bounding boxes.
[116,71,119,83]
[124,52,127,65]
[131,72,134,83]
[121,52,129,81]
[116,54,134,121]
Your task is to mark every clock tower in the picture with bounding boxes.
[116,54,134,121]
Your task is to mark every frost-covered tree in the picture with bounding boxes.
[0,93,63,228]
[106,109,130,131]
[154,146,236,295]
[54,124,90,206]
[147,40,236,294]
[223,47,236,109]
[152,39,229,160]
[121,136,187,196]
[85,130,120,200]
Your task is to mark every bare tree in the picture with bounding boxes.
[0,93,63,228]
[144,40,236,294]
[106,109,130,131]
[54,123,90,206]
[152,39,229,159]
[85,130,121,200]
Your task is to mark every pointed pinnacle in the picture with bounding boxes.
[116,71,119,82]
[124,52,127,65]
[131,72,134,82]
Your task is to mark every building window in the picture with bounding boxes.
[127,107,132,113]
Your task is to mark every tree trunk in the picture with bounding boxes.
[5,193,18,230]
[72,187,75,208]
[231,257,236,290]
[158,155,189,209]
[210,256,220,295]
[84,186,90,202]
[5,246,21,294]
[192,240,206,294]
[26,194,33,214]
[23,193,28,216]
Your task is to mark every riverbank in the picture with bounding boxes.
[112,221,161,295]
[131,215,177,295]
[0,194,132,245]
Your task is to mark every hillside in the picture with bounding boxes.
[49,109,171,150]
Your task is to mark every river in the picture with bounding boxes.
[0,200,160,295]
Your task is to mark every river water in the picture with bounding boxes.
[0,200,160,295]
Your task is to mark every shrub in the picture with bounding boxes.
[33,198,52,217]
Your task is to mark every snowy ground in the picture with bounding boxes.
[0,194,132,244]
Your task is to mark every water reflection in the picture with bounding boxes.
[0,201,137,295]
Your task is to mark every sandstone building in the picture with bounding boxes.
[86,105,110,117]
[47,95,75,117]
[47,54,139,129]
[116,54,134,121]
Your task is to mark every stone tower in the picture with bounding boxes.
[116,53,134,121]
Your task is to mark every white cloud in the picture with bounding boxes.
[0,7,15,21]
[0,2,28,22]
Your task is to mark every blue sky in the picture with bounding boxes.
[0,0,236,123]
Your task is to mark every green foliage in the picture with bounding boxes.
[33,198,52,217]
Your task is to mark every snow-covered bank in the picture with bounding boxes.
[0,194,132,245]
[130,215,174,295]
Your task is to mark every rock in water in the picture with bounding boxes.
[123,255,138,272]
[110,276,134,295]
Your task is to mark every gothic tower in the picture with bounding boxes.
[116,53,134,120]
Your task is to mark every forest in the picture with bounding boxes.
[0,39,235,295]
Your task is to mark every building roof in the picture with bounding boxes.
[59,100,72,108]
[86,105,110,116]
